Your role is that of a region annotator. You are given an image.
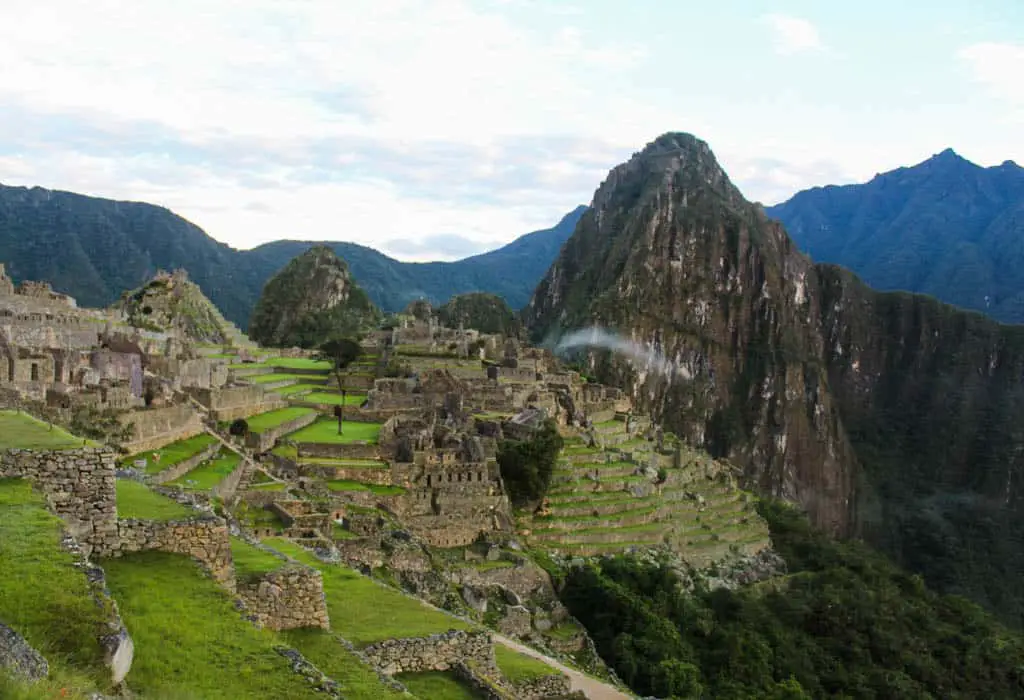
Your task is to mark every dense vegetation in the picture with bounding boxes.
[248,246,380,348]
[496,418,563,506]
[768,150,1024,323]
[562,500,1024,699]
[0,182,585,325]
[437,292,521,335]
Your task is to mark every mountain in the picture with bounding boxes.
[766,150,1024,323]
[116,269,238,345]
[436,292,520,335]
[0,182,586,328]
[526,132,1024,627]
[248,246,380,348]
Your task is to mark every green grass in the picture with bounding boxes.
[263,538,472,646]
[102,552,322,699]
[271,383,324,396]
[122,433,217,474]
[0,479,108,685]
[300,457,389,469]
[326,480,405,495]
[288,419,381,445]
[398,672,482,699]
[116,480,194,521]
[250,372,325,385]
[231,537,286,579]
[281,629,407,700]
[301,392,367,406]
[471,559,515,572]
[168,450,241,490]
[264,357,333,371]
[272,444,298,460]
[494,645,558,683]
[247,407,317,433]
[0,410,93,449]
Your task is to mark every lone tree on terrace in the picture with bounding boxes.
[317,336,362,434]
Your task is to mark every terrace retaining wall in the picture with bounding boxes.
[236,565,330,631]
[108,517,235,590]
[211,456,248,501]
[362,630,494,675]
[149,440,221,485]
[245,411,319,453]
[118,405,203,454]
[297,441,381,461]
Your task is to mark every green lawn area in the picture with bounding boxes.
[102,552,323,699]
[301,392,367,406]
[167,450,241,490]
[0,410,94,450]
[300,457,389,469]
[0,479,109,686]
[116,480,194,521]
[263,538,472,646]
[271,383,323,396]
[282,629,407,700]
[247,407,317,433]
[250,372,317,385]
[494,645,557,683]
[121,433,217,474]
[287,419,381,445]
[327,480,405,496]
[231,537,286,580]
[265,357,333,371]
[398,672,481,699]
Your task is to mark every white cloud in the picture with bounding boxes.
[957,42,1024,108]
[762,14,825,56]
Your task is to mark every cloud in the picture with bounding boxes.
[381,234,490,261]
[762,14,825,55]
[957,42,1024,108]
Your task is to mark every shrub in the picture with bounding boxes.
[497,418,563,507]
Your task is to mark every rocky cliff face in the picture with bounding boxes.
[526,133,1024,624]
[248,246,379,348]
[117,269,230,344]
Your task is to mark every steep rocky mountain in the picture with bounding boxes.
[116,269,238,345]
[0,182,585,326]
[526,132,1024,626]
[436,292,520,335]
[767,151,1024,323]
[248,246,380,348]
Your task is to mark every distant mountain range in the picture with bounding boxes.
[767,149,1024,324]
[0,181,585,328]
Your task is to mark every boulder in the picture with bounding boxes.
[0,622,49,682]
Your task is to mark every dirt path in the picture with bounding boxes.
[491,633,633,700]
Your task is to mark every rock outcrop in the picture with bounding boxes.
[0,622,49,682]
[248,246,380,348]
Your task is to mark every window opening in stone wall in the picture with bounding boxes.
[6,357,12,382]
[30,363,39,381]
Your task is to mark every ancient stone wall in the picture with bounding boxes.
[245,410,319,453]
[397,485,509,547]
[211,455,248,501]
[110,517,235,590]
[119,404,203,454]
[150,357,229,391]
[301,462,394,485]
[362,630,494,675]
[187,384,286,422]
[236,566,330,631]
[511,674,573,699]
[0,448,117,557]
[297,440,381,461]
[149,441,222,485]
[0,320,98,350]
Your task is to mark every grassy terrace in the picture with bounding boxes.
[287,419,381,444]
[116,480,194,521]
[121,433,217,474]
[247,407,317,433]
[103,552,323,699]
[0,479,108,686]
[264,537,472,646]
[250,372,325,385]
[300,391,367,406]
[264,357,332,370]
[0,410,94,449]
[281,629,407,700]
[494,645,557,683]
[231,537,286,579]
[327,480,405,495]
[398,672,479,699]
[301,457,389,469]
[271,382,324,396]
[167,450,241,490]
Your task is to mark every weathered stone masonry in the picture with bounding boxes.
[0,448,117,557]
[236,565,330,631]
[362,630,495,675]
[109,517,235,590]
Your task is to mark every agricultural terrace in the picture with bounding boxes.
[167,450,241,490]
[287,419,381,444]
[120,433,217,474]
[247,407,317,433]
[116,480,194,521]
[0,410,94,450]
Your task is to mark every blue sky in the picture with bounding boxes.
[0,0,1020,259]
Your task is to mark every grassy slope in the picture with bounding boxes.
[0,479,108,687]
[281,629,408,700]
[264,538,471,646]
[116,480,195,521]
[494,645,557,683]
[230,537,286,580]
[121,433,217,474]
[398,672,481,699]
[247,407,317,432]
[167,450,241,490]
[287,419,381,444]
[301,392,367,406]
[0,410,93,450]
[102,552,323,700]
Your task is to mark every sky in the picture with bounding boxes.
[0,1,1021,261]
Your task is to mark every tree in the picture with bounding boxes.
[318,337,362,435]
[496,418,564,506]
